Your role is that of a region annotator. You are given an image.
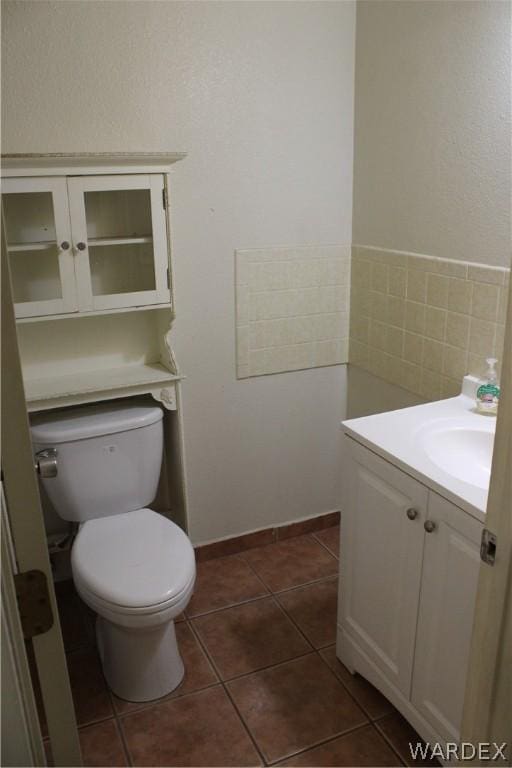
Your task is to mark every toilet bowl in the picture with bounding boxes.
[31,402,196,702]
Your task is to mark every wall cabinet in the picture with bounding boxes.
[3,173,170,318]
[1,153,186,413]
[337,438,481,753]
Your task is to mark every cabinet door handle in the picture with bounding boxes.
[60,241,70,251]
[76,242,87,251]
[406,508,418,521]
[424,520,437,533]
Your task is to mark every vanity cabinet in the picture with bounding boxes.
[338,437,481,751]
[3,172,170,318]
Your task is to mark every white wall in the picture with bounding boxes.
[1,1,355,543]
[353,0,511,267]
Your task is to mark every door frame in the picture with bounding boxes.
[461,276,512,761]
[1,222,82,766]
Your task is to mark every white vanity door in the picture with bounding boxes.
[411,493,482,743]
[340,438,428,698]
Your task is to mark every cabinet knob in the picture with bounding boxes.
[76,242,87,251]
[60,241,70,251]
[406,508,418,520]
[424,520,437,533]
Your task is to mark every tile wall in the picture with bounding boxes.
[349,246,510,400]
[235,245,351,378]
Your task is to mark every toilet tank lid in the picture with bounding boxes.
[30,402,163,444]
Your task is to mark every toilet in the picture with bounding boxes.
[30,401,196,703]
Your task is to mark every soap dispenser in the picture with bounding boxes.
[476,357,500,415]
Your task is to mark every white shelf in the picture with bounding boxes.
[88,236,153,247]
[16,302,172,324]
[8,241,55,252]
[24,362,182,412]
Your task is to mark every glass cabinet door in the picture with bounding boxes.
[2,177,78,317]
[67,175,170,311]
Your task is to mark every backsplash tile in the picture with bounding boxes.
[235,246,350,378]
[349,246,510,400]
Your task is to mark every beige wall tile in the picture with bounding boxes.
[371,261,388,292]
[420,368,442,401]
[426,273,449,308]
[407,255,437,272]
[349,339,369,368]
[422,338,444,373]
[248,349,267,376]
[387,295,405,327]
[440,376,461,399]
[431,259,467,278]
[406,270,427,303]
[352,259,372,291]
[403,332,424,365]
[447,278,473,314]
[370,291,388,322]
[401,360,422,393]
[468,317,496,357]
[350,287,371,317]
[369,319,387,350]
[236,253,249,286]
[445,312,470,350]
[405,301,426,334]
[467,265,506,285]
[424,306,446,341]
[497,285,509,325]
[471,281,499,322]
[348,247,509,401]
[384,250,408,267]
[385,327,404,357]
[388,266,406,297]
[236,325,249,367]
[442,345,468,381]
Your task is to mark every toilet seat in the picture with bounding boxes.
[71,508,196,618]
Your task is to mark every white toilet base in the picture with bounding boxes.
[96,615,184,702]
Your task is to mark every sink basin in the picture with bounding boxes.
[419,421,495,490]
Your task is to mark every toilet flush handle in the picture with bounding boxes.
[34,448,58,478]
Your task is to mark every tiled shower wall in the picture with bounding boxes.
[349,246,510,401]
[236,246,350,378]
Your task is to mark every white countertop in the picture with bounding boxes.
[342,392,496,523]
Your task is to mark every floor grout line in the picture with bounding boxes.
[373,717,409,767]
[112,712,133,767]
[265,721,380,767]
[187,619,268,767]
[311,529,340,560]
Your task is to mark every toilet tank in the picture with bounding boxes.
[31,402,164,523]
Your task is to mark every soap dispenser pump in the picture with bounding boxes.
[476,357,500,415]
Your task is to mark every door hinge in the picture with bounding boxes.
[480,528,497,566]
[14,570,54,639]
[162,187,168,210]
[166,267,170,288]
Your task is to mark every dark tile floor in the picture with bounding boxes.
[44,526,438,767]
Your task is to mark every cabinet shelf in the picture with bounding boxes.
[16,302,172,324]
[24,362,182,412]
[89,236,153,247]
[7,241,55,252]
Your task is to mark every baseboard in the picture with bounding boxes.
[194,510,340,562]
